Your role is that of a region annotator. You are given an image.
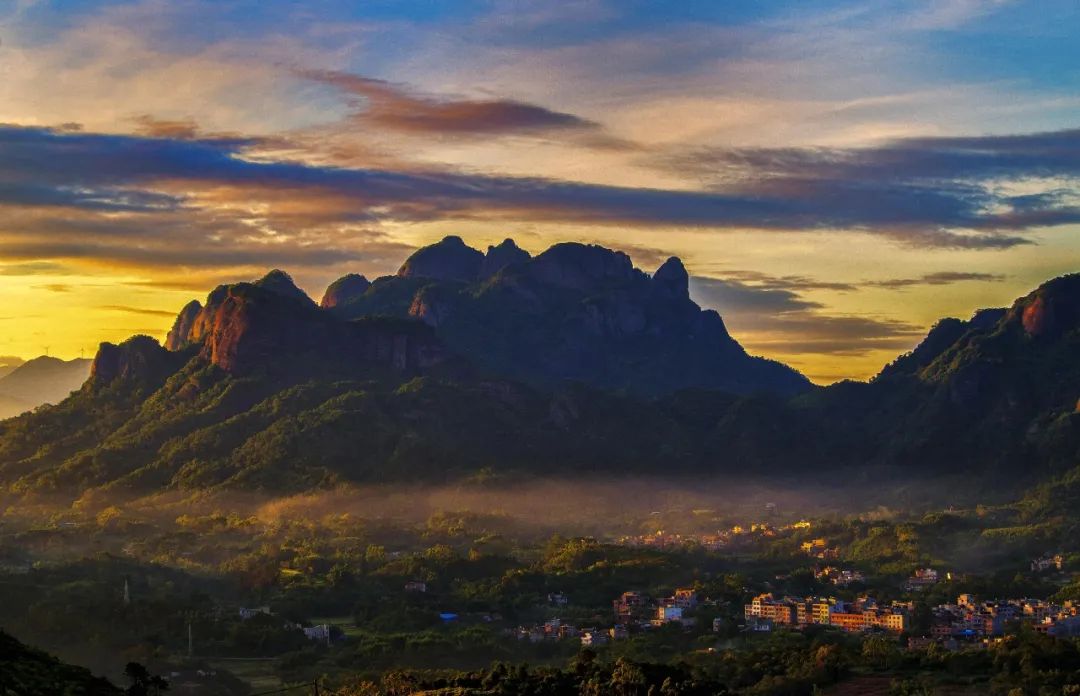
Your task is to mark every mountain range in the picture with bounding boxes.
[0,237,1078,496]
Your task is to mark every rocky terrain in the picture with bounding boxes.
[328,236,810,396]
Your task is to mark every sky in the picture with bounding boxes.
[0,0,1078,382]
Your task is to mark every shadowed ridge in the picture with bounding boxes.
[397,235,484,282]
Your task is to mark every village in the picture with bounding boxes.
[744,589,1080,642]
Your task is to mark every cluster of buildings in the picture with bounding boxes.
[813,566,865,586]
[744,593,910,634]
[510,619,630,646]
[614,588,699,628]
[238,605,332,643]
[616,520,818,551]
[615,531,734,551]
[930,594,1080,638]
[801,538,840,560]
[513,587,704,647]
[904,568,942,591]
[744,592,1080,640]
[1031,554,1064,573]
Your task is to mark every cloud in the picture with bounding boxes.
[899,0,1015,30]
[661,127,1080,247]
[131,114,202,140]
[690,276,822,315]
[2,123,1075,264]
[0,261,70,276]
[867,271,1007,289]
[740,315,926,357]
[99,305,178,318]
[34,283,73,293]
[707,269,858,293]
[300,69,603,137]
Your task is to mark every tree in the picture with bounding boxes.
[610,658,648,696]
[124,662,168,696]
[862,635,899,671]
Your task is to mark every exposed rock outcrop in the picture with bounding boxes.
[90,335,175,386]
[1014,275,1080,338]
[165,300,203,351]
[190,282,445,375]
[320,273,370,309]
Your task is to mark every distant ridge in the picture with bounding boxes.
[0,355,90,420]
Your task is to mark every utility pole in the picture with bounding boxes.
[187,613,193,659]
[312,678,320,696]
[123,577,130,605]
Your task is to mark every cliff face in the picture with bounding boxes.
[165,272,445,377]
[1014,275,1080,339]
[90,335,177,386]
[165,300,203,351]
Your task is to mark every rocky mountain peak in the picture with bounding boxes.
[1016,275,1080,338]
[480,238,531,279]
[90,335,174,386]
[254,269,313,304]
[397,235,484,282]
[652,257,689,300]
[320,273,370,309]
[526,242,641,290]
